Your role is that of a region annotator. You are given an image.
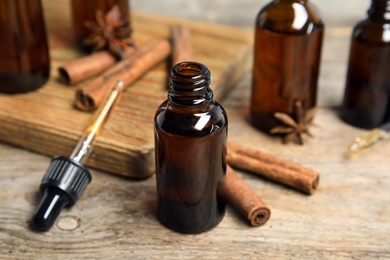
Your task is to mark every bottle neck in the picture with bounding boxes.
[168,62,213,107]
[368,0,390,22]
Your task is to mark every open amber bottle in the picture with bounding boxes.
[340,0,390,129]
[154,62,227,234]
[250,0,324,132]
[0,0,50,94]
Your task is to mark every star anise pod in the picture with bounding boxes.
[83,5,135,59]
[270,101,318,145]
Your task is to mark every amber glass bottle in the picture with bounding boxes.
[340,0,390,129]
[250,0,324,132]
[154,62,227,234]
[0,0,50,94]
[71,0,130,50]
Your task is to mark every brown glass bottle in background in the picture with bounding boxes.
[71,0,130,51]
[0,0,50,94]
[154,62,227,234]
[340,0,390,129]
[250,0,324,132]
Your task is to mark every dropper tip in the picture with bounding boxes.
[32,187,70,231]
[31,156,91,231]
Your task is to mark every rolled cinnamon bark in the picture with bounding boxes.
[227,141,320,195]
[59,47,136,85]
[75,39,172,111]
[218,165,271,227]
[171,25,193,65]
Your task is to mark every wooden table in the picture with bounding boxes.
[1,0,389,259]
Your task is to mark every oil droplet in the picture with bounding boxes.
[56,215,80,231]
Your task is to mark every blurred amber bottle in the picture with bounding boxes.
[250,0,324,132]
[340,0,390,129]
[71,0,130,51]
[0,0,50,94]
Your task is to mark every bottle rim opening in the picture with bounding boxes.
[172,62,209,80]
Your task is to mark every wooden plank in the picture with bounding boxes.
[1,1,389,259]
[0,1,253,179]
[1,57,389,259]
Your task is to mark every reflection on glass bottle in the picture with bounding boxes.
[340,0,390,129]
[250,0,324,132]
[70,0,130,51]
[0,0,50,94]
[154,62,227,234]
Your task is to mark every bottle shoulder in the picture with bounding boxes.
[256,1,324,34]
[352,19,390,45]
[155,100,228,137]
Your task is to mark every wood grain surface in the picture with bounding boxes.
[0,0,252,179]
[1,0,389,259]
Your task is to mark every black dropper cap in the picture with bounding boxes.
[32,156,91,231]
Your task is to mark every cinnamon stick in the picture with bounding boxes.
[171,25,193,65]
[58,47,136,85]
[227,141,320,195]
[218,165,271,227]
[75,38,172,111]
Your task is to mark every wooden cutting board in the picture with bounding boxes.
[0,0,253,178]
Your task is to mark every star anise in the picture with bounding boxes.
[83,5,135,59]
[270,101,318,145]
